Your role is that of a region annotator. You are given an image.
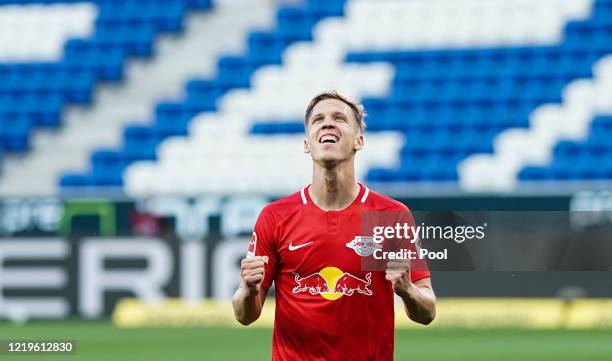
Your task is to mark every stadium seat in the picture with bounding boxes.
[2,0,608,192]
[0,0,212,166]
[248,0,612,184]
[65,0,348,188]
[519,115,612,181]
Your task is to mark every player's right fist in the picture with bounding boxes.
[240,256,269,293]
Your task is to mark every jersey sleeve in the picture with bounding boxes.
[247,206,279,291]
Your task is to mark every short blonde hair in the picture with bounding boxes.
[304,91,367,133]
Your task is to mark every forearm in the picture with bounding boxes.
[232,285,264,325]
[400,284,436,325]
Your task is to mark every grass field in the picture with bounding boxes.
[1,321,611,361]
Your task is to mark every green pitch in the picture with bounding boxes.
[1,321,611,361]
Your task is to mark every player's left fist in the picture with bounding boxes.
[385,260,413,298]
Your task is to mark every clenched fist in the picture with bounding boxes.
[240,256,269,295]
[385,259,413,298]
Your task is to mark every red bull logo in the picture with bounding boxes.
[292,266,372,300]
[345,236,381,257]
[333,273,372,296]
[292,273,330,294]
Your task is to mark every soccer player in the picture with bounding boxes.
[232,91,436,360]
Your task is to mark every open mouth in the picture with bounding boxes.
[318,134,339,144]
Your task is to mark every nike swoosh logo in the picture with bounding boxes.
[288,241,313,251]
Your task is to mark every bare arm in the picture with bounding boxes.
[386,261,436,325]
[396,277,436,325]
[232,256,269,325]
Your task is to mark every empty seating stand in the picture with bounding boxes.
[251,0,612,183]
[59,0,346,188]
[520,116,612,181]
[49,0,612,189]
[0,0,212,160]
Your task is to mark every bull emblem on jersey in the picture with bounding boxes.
[345,236,381,257]
[333,272,372,296]
[292,269,373,298]
[292,273,330,294]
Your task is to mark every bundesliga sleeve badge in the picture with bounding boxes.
[247,231,257,258]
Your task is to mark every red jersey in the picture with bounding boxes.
[248,184,430,361]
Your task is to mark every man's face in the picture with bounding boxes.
[304,99,364,165]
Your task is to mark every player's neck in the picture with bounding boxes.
[310,161,360,211]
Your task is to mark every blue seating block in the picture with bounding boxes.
[58,0,612,187]
[0,116,30,152]
[0,0,217,170]
[519,115,612,181]
[124,125,163,160]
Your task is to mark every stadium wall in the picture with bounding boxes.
[0,191,611,320]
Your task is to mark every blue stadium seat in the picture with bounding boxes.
[0,116,30,152]
[91,149,131,186]
[65,0,347,187]
[46,0,612,188]
[520,114,612,181]
[59,173,95,188]
[0,0,212,165]
[123,125,163,161]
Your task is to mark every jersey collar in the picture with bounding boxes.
[301,183,370,211]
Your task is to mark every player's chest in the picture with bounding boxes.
[276,211,378,273]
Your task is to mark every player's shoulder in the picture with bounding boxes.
[363,186,411,212]
[259,188,306,218]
